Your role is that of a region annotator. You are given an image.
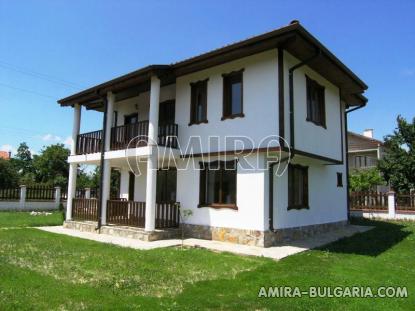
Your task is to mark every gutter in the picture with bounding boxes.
[97,95,109,231]
[345,103,366,221]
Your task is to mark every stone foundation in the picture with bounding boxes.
[63,221,180,242]
[183,220,348,248]
[264,220,348,247]
[63,220,347,247]
[182,224,265,247]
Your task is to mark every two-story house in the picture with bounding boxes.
[58,21,367,247]
[348,129,384,170]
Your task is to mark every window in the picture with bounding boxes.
[337,172,343,187]
[190,79,208,125]
[199,160,237,209]
[222,69,244,120]
[288,164,309,210]
[156,168,177,203]
[306,75,326,128]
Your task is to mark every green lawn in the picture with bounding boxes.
[0,213,414,310]
[0,211,64,228]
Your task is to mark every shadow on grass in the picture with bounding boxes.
[317,218,411,257]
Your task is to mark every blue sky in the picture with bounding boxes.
[0,0,414,154]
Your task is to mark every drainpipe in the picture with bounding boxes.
[97,96,109,231]
[268,156,290,232]
[345,103,366,221]
[288,50,321,155]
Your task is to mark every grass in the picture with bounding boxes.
[0,211,64,228]
[0,213,414,310]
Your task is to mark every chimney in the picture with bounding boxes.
[363,129,373,138]
[8,151,11,158]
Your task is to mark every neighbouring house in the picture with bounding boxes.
[58,21,367,247]
[0,151,11,160]
[348,130,384,170]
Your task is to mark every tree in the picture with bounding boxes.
[10,142,34,183]
[0,158,19,188]
[378,116,415,193]
[33,144,70,187]
[349,168,385,192]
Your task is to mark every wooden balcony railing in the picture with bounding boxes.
[155,202,180,228]
[110,121,178,151]
[110,121,149,151]
[158,123,178,149]
[76,122,178,155]
[76,130,103,155]
[107,200,146,227]
[106,200,180,228]
[72,198,99,221]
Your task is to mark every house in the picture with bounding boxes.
[0,151,11,160]
[58,21,367,247]
[348,130,384,170]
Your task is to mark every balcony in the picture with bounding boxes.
[75,121,178,155]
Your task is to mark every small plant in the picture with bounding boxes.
[179,208,193,249]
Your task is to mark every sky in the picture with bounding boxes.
[0,0,414,155]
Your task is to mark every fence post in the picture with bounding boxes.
[54,186,61,209]
[85,188,91,199]
[19,185,26,209]
[388,191,396,219]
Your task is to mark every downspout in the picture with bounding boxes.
[97,96,109,231]
[288,50,321,156]
[345,103,366,221]
[268,156,290,232]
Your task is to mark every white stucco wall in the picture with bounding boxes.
[176,153,268,231]
[175,50,279,154]
[119,162,147,202]
[272,156,347,229]
[114,84,176,126]
[283,51,343,161]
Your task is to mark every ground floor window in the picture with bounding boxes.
[156,168,177,203]
[288,164,309,210]
[199,160,237,209]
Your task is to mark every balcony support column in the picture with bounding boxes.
[66,163,77,221]
[70,104,81,155]
[100,92,115,226]
[145,76,160,231]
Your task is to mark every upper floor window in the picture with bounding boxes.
[306,75,326,128]
[199,160,237,209]
[222,69,244,120]
[288,164,309,210]
[190,79,208,125]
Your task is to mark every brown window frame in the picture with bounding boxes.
[288,164,309,210]
[189,79,208,126]
[306,75,326,128]
[336,172,343,187]
[198,160,238,210]
[222,69,245,120]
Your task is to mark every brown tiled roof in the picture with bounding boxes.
[348,132,383,152]
[0,151,10,160]
[58,21,367,108]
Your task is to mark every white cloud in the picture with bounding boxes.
[41,134,62,142]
